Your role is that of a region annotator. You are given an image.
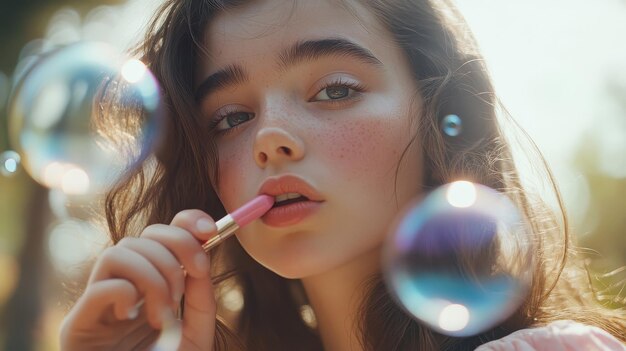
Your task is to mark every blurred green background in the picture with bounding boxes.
[0,0,624,350]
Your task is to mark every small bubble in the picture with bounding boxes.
[441,114,462,137]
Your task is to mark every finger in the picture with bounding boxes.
[89,246,172,329]
[180,265,217,349]
[140,224,211,279]
[117,237,186,306]
[59,279,145,350]
[170,209,217,242]
[117,324,160,351]
[67,279,140,326]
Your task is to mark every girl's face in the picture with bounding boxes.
[196,0,423,278]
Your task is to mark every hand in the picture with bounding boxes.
[59,210,219,351]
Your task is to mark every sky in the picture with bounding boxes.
[456,0,626,176]
[455,0,626,226]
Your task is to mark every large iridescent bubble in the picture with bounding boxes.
[383,181,533,336]
[8,41,163,195]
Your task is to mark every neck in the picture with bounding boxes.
[301,248,382,351]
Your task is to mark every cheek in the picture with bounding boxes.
[216,143,248,211]
[320,114,408,179]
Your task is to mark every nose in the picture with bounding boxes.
[253,125,305,168]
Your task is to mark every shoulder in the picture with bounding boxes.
[475,320,626,351]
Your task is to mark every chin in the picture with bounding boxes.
[271,263,334,280]
[250,243,337,280]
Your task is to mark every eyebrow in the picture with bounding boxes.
[278,37,383,71]
[195,37,383,102]
[195,64,248,102]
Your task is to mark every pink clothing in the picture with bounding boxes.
[476,320,625,351]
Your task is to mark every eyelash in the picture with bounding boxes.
[207,107,251,136]
[208,79,367,135]
[312,78,366,104]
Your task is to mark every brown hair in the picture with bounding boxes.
[103,0,626,350]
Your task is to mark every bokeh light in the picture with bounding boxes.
[1,150,21,177]
[220,285,244,313]
[383,181,533,336]
[150,315,182,351]
[121,58,148,84]
[300,304,318,328]
[446,180,477,208]
[45,8,81,46]
[8,41,163,195]
[438,303,470,332]
[48,189,71,220]
[47,219,110,278]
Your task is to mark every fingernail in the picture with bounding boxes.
[194,252,209,273]
[196,218,216,234]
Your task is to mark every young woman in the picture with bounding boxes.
[60,0,626,350]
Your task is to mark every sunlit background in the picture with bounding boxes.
[0,0,624,349]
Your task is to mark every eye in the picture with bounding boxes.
[211,111,255,133]
[312,79,365,102]
[316,86,350,100]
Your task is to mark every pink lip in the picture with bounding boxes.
[258,175,325,227]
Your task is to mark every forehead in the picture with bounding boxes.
[200,0,391,71]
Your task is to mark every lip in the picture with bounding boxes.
[258,175,325,227]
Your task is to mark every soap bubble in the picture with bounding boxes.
[1,151,21,177]
[441,114,462,137]
[383,181,533,336]
[8,41,163,195]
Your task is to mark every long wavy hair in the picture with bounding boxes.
[102,0,626,350]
